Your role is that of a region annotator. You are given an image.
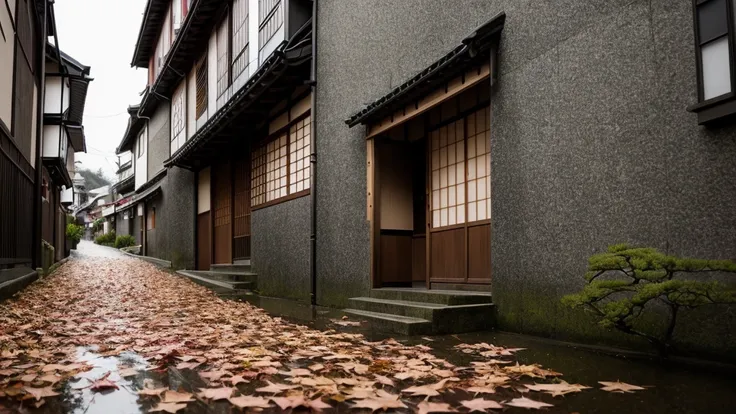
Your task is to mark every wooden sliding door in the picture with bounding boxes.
[428,106,491,284]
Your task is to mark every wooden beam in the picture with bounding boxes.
[366,63,490,139]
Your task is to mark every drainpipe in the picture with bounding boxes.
[308,0,318,306]
[32,0,50,269]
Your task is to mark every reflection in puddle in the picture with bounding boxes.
[58,347,157,414]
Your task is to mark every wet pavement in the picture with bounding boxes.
[0,241,734,413]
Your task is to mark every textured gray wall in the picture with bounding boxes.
[252,195,312,302]
[115,212,131,238]
[315,0,736,357]
[143,168,195,269]
[148,104,171,179]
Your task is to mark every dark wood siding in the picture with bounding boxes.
[430,227,465,282]
[212,162,232,264]
[233,155,251,260]
[197,212,211,270]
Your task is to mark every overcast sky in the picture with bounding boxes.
[55,0,148,179]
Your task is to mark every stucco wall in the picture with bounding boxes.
[315,0,736,358]
[152,167,195,270]
[252,195,312,302]
[115,211,131,238]
[148,104,171,179]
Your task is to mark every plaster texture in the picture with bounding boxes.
[252,195,312,302]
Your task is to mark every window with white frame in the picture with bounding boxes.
[689,0,736,124]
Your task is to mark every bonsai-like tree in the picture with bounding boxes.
[562,244,736,357]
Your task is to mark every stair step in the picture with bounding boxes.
[0,268,37,301]
[343,309,432,336]
[185,270,257,282]
[348,297,494,334]
[369,288,492,305]
[210,264,251,273]
[177,270,255,291]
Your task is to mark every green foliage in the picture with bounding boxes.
[94,231,116,246]
[114,235,136,249]
[92,218,105,233]
[65,223,84,244]
[563,244,736,356]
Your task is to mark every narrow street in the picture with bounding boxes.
[0,242,734,413]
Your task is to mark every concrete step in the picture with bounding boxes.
[184,270,257,283]
[177,270,255,291]
[0,268,37,301]
[210,264,252,273]
[343,309,432,336]
[348,297,495,334]
[369,288,492,305]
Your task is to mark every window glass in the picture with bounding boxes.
[251,114,311,207]
[702,37,732,99]
[698,0,728,44]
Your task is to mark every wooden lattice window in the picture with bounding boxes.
[195,58,208,119]
[171,86,185,152]
[430,107,490,228]
[216,16,230,97]
[231,0,249,79]
[251,115,311,208]
[466,107,491,222]
[289,115,311,194]
[431,119,465,228]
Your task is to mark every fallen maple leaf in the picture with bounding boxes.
[598,381,646,393]
[504,396,553,409]
[227,375,248,385]
[417,401,456,414]
[374,374,395,387]
[466,385,496,394]
[229,395,271,409]
[402,378,449,397]
[89,373,119,392]
[460,398,503,411]
[162,390,195,403]
[149,402,188,413]
[351,397,408,411]
[175,361,201,370]
[525,381,590,397]
[197,387,234,400]
[255,380,298,394]
[37,375,62,385]
[118,367,139,378]
[23,386,59,401]
[138,387,169,397]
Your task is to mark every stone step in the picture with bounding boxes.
[0,268,37,301]
[210,264,252,273]
[184,270,257,283]
[342,309,432,336]
[348,297,495,334]
[177,270,255,291]
[369,288,492,305]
